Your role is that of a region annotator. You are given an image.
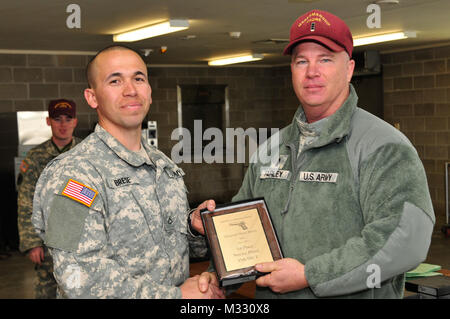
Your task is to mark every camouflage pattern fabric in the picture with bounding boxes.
[32,124,207,298]
[17,137,80,299]
[296,114,318,158]
[34,247,56,299]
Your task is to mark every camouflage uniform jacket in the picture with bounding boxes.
[32,124,206,298]
[17,137,81,253]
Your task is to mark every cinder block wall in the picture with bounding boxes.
[148,66,297,205]
[0,53,97,137]
[382,44,450,229]
[2,49,447,228]
[0,53,297,208]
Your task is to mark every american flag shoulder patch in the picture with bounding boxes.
[61,179,98,207]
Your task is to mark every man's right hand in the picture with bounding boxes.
[180,273,225,299]
[28,246,44,265]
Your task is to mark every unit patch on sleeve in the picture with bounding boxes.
[299,171,338,183]
[19,160,29,173]
[62,179,98,207]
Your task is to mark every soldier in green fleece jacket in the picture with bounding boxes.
[190,10,435,299]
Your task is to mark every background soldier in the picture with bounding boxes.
[17,99,80,298]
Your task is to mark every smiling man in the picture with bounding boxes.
[290,41,354,123]
[31,45,223,299]
[249,10,435,298]
[193,10,436,299]
[17,99,80,298]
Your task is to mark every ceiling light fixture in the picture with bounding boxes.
[354,31,416,47]
[113,19,189,42]
[208,53,264,66]
[374,0,400,5]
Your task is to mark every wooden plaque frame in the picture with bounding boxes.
[201,198,283,287]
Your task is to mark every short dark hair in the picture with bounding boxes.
[85,44,146,88]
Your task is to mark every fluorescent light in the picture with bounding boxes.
[208,54,264,66]
[113,19,189,42]
[354,31,416,47]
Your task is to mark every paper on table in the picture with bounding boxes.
[406,263,443,278]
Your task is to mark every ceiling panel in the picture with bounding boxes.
[0,0,449,65]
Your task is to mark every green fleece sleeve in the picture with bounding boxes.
[305,143,435,297]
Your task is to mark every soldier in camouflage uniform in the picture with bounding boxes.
[17,99,80,299]
[32,45,223,298]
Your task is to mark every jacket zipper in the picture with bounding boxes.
[281,142,306,215]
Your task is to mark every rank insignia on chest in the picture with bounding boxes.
[62,179,98,207]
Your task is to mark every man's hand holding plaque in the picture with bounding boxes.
[190,199,215,235]
[191,199,308,293]
[255,258,309,294]
[192,198,284,287]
